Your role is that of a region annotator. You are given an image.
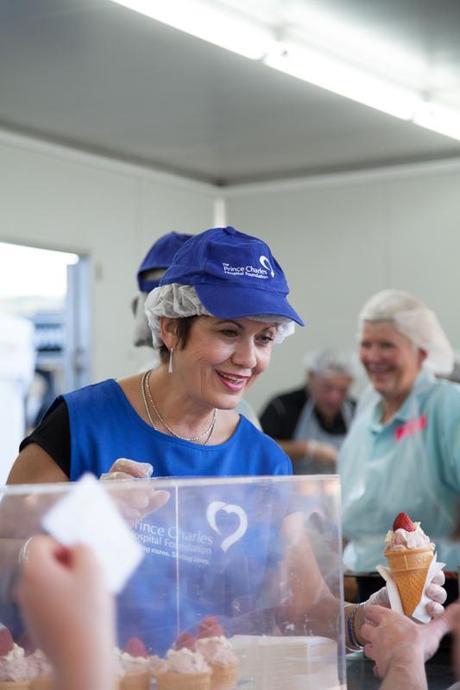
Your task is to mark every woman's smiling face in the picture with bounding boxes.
[172,316,277,410]
[360,321,425,403]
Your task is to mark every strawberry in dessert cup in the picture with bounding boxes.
[0,627,30,690]
[156,648,211,690]
[116,637,152,690]
[384,512,435,616]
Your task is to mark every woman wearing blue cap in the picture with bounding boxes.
[5,227,445,654]
[10,226,302,484]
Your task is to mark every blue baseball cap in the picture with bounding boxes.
[160,226,304,326]
[137,232,193,292]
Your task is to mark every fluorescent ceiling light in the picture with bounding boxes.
[265,44,420,121]
[413,102,460,141]
[111,0,274,59]
[111,0,460,142]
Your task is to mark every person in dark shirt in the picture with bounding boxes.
[260,350,355,473]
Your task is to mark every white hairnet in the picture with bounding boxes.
[145,283,295,349]
[359,289,454,375]
[305,349,354,378]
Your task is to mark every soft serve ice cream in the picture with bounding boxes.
[385,512,434,553]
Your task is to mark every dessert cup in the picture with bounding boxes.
[119,670,151,690]
[211,663,239,690]
[156,670,211,690]
[30,676,53,690]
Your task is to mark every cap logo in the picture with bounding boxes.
[221,256,274,280]
[259,255,275,277]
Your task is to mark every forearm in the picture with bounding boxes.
[379,655,427,690]
[277,439,309,460]
[0,539,28,603]
[55,646,115,690]
[56,665,115,690]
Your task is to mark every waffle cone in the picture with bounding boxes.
[211,663,239,690]
[385,546,434,616]
[0,683,31,690]
[156,670,211,690]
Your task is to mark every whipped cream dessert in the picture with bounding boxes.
[195,636,238,668]
[0,645,52,682]
[163,648,210,674]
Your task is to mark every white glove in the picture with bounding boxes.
[100,458,168,523]
[100,458,153,481]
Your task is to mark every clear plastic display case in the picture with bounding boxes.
[0,475,346,689]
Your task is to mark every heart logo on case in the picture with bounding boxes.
[206,501,248,552]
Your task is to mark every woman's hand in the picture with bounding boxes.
[308,441,337,463]
[100,458,154,481]
[100,458,169,522]
[16,536,115,690]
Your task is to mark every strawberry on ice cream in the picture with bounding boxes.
[384,512,434,553]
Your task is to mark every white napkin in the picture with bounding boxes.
[377,553,445,623]
[42,473,144,594]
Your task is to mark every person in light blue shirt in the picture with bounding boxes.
[339,289,460,573]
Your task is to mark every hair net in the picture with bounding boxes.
[145,283,295,349]
[359,289,454,375]
[132,292,152,347]
[305,349,354,378]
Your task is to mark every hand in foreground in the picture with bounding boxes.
[445,602,460,679]
[100,458,169,522]
[352,571,447,648]
[360,605,450,679]
[16,536,115,688]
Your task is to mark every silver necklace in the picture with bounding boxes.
[141,370,217,444]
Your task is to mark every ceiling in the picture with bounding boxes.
[1,0,460,186]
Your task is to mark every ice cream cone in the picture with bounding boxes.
[385,546,434,616]
[0,682,30,689]
[156,670,211,690]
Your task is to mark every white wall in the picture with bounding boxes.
[225,161,460,413]
[3,132,460,419]
[0,133,216,383]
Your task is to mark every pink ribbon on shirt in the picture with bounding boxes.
[395,415,427,441]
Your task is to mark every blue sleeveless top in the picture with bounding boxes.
[63,379,291,480]
[58,380,293,653]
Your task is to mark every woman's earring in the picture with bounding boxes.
[168,348,174,374]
